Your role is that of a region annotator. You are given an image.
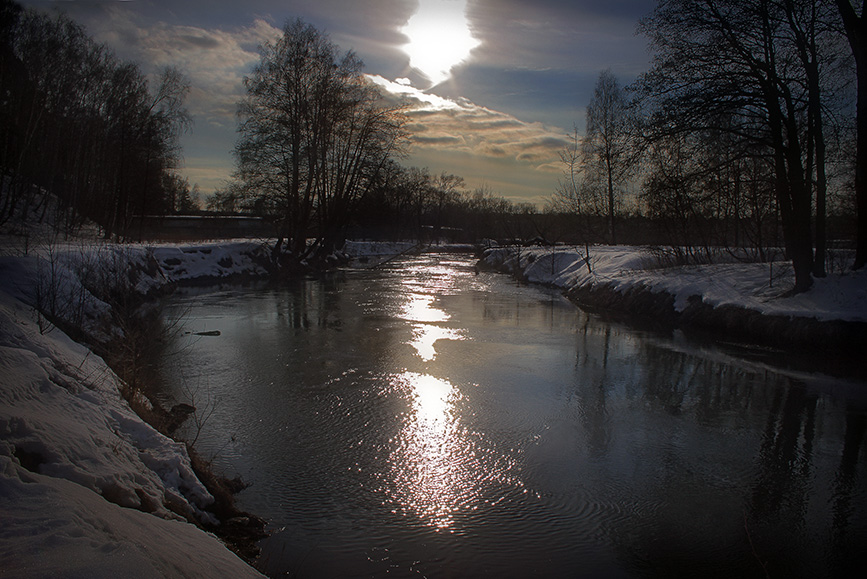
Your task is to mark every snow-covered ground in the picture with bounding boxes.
[1,239,269,577]
[482,245,867,323]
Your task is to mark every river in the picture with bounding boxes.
[154,252,867,578]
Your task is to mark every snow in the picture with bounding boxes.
[1,462,262,578]
[0,239,268,577]
[483,245,867,322]
[147,242,271,286]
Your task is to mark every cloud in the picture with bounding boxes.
[368,74,568,174]
[468,0,654,75]
[175,156,234,193]
[176,33,222,49]
[367,73,572,203]
[412,134,467,146]
[27,0,591,202]
[136,19,281,120]
[71,6,280,124]
[58,6,284,193]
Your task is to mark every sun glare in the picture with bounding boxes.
[386,371,466,529]
[401,0,481,87]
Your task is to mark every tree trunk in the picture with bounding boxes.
[790,192,816,293]
[835,0,867,270]
[607,162,616,245]
[855,58,867,269]
[813,122,828,277]
[784,0,827,278]
[786,127,815,293]
[768,88,814,293]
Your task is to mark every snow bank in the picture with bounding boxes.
[481,245,867,323]
[0,241,266,576]
[147,242,271,286]
[1,456,262,578]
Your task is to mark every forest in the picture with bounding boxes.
[1,0,865,292]
[0,0,195,238]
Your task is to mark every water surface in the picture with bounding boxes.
[156,253,867,578]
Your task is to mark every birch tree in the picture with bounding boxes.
[582,69,636,245]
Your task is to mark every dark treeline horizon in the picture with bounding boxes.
[1,0,865,292]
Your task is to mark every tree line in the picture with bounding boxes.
[0,0,193,238]
[0,3,557,253]
[553,0,866,293]
[210,158,541,245]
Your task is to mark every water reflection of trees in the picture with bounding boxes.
[636,342,777,422]
[751,382,817,512]
[273,273,347,331]
[831,405,867,575]
[571,320,614,457]
[607,340,867,575]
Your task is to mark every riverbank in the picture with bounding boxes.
[0,234,426,575]
[479,245,867,363]
[0,238,278,577]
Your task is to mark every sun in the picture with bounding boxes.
[401,0,481,87]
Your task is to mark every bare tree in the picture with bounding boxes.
[550,127,605,261]
[781,0,840,277]
[582,69,636,245]
[2,4,191,237]
[235,19,406,263]
[637,0,847,292]
[428,172,464,242]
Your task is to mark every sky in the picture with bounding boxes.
[20,0,656,206]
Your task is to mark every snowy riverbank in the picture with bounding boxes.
[1,239,272,577]
[480,245,867,355]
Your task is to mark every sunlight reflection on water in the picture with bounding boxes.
[380,369,526,532]
[401,293,449,323]
[386,371,470,530]
[373,262,516,531]
[401,285,468,361]
[156,253,867,578]
[410,324,466,361]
